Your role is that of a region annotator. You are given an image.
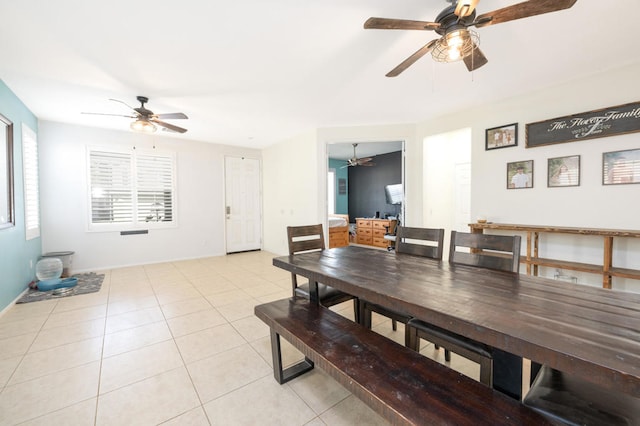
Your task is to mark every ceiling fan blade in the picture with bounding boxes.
[360,162,375,167]
[364,17,440,31]
[386,39,438,78]
[155,112,188,120]
[151,119,188,133]
[81,112,136,118]
[463,46,488,71]
[357,157,373,163]
[455,0,479,18]
[475,0,577,28]
[109,98,137,112]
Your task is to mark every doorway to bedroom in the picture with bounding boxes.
[327,141,404,248]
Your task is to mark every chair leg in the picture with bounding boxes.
[392,319,397,331]
[360,303,372,328]
[444,349,451,362]
[478,357,493,387]
[406,324,420,351]
[352,298,360,324]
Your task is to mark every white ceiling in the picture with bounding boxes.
[1,1,637,151]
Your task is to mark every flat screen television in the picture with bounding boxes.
[384,183,403,205]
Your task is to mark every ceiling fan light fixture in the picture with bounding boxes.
[431,29,479,63]
[130,118,157,133]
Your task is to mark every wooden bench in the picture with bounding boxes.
[254,298,552,426]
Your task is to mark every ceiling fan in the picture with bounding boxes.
[82,96,188,133]
[365,0,578,77]
[342,143,375,168]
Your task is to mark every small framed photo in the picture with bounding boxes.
[548,155,580,187]
[486,123,518,150]
[603,148,640,185]
[507,160,533,189]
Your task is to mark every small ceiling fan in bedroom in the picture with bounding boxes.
[342,143,375,168]
[364,0,578,77]
[82,96,188,133]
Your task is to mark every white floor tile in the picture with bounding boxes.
[100,339,183,394]
[0,361,100,424]
[96,367,200,425]
[174,323,246,364]
[187,344,271,403]
[203,375,317,426]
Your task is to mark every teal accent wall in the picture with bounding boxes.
[0,80,40,311]
[328,158,348,216]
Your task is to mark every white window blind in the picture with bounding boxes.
[22,124,40,240]
[88,148,176,230]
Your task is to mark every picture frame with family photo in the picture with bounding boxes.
[507,160,533,189]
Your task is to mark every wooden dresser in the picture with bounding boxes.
[356,218,397,249]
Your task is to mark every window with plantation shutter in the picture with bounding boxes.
[88,148,176,231]
[136,153,174,223]
[22,124,40,240]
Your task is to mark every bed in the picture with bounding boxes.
[328,214,350,248]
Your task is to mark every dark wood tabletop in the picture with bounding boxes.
[273,245,640,397]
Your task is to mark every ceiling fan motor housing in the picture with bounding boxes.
[434,5,476,36]
[135,96,154,116]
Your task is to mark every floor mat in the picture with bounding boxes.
[17,272,105,304]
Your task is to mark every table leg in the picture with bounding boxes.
[309,280,319,304]
[493,349,523,401]
[603,236,613,289]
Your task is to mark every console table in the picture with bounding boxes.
[469,223,640,289]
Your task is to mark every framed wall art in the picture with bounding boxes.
[603,148,640,185]
[507,160,533,189]
[548,155,580,187]
[486,123,518,150]
[526,100,640,148]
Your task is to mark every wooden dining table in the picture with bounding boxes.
[273,245,640,400]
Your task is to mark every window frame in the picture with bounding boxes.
[86,146,178,232]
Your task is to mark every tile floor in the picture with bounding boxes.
[0,250,501,425]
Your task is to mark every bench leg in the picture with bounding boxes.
[270,329,314,384]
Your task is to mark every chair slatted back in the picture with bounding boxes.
[395,226,445,260]
[287,224,325,254]
[287,224,326,291]
[449,231,521,273]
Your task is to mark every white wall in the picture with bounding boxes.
[262,130,320,255]
[415,62,640,292]
[39,121,261,272]
[423,128,471,231]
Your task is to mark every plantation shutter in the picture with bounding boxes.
[22,124,40,240]
[90,150,133,224]
[88,148,175,230]
[136,153,174,223]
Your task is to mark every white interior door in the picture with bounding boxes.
[225,156,262,253]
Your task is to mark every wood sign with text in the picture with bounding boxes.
[526,101,640,148]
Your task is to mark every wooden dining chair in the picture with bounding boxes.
[287,224,359,322]
[406,231,521,386]
[360,226,445,340]
[523,365,640,425]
